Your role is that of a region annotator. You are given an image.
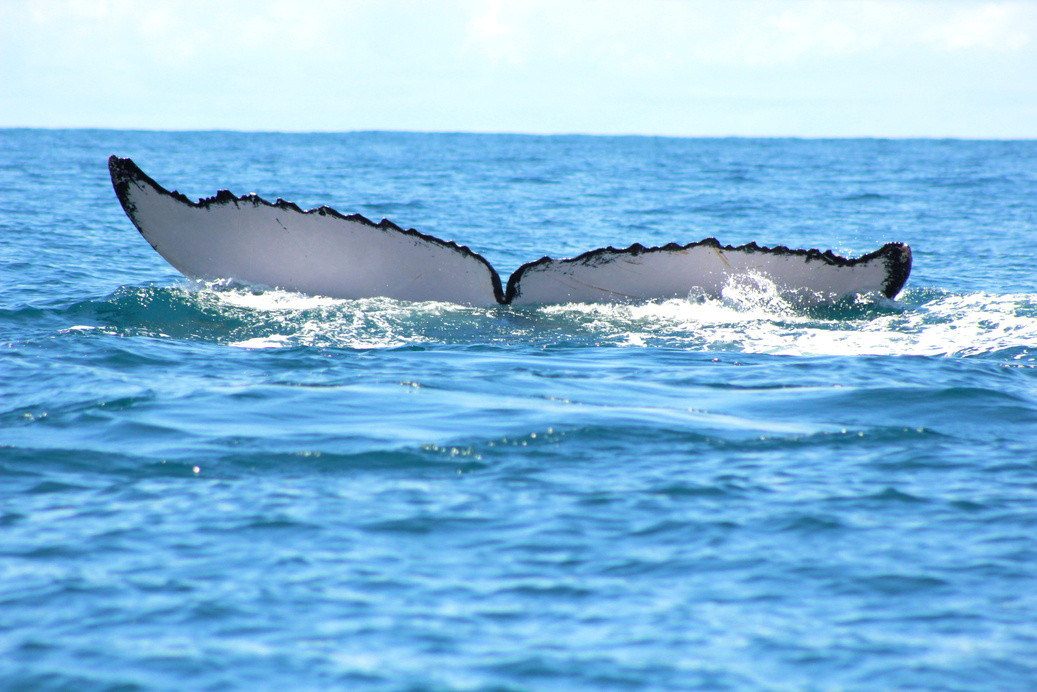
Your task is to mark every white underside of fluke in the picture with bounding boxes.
[508,244,897,306]
[109,156,911,307]
[114,169,500,306]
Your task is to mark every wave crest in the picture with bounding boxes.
[57,281,1037,360]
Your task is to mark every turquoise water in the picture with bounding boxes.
[2,130,1037,690]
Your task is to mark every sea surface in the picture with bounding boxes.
[2,130,1037,691]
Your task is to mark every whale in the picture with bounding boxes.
[108,155,911,307]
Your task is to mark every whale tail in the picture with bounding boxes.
[109,155,911,306]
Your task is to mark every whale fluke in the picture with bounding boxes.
[109,155,911,306]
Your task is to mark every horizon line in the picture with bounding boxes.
[2,126,1034,142]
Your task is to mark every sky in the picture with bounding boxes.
[1,0,1036,138]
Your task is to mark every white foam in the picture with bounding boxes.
[540,288,1037,359]
[229,334,294,349]
[212,287,344,312]
[208,285,476,350]
[188,279,1037,359]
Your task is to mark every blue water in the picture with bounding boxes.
[2,130,1037,691]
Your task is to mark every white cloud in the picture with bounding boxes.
[923,2,1032,51]
[467,0,517,64]
[463,0,1035,69]
[1,0,1035,135]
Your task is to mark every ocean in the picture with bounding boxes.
[2,129,1036,691]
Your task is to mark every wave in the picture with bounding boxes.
[33,278,1037,360]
